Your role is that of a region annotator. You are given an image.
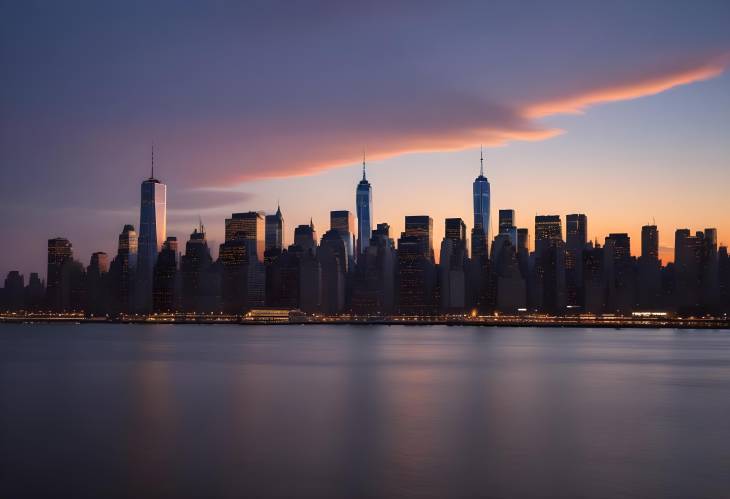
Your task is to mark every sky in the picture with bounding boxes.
[1,1,730,278]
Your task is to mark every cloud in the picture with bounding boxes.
[524,58,728,118]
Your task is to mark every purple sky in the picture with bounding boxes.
[2,1,730,277]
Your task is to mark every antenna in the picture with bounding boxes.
[151,143,155,179]
[362,149,367,180]
[480,145,484,176]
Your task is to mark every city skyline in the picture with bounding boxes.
[2,2,730,277]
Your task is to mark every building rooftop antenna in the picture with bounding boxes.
[480,145,484,176]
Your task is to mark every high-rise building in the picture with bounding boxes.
[604,233,634,315]
[532,216,565,314]
[356,156,373,256]
[330,210,356,267]
[108,225,138,314]
[440,218,469,311]
[565,214,587,309]
[181,225,216,312]
[638,225,661,310]
[153,237,179,312]
[265,204,285,252]
[3,271,24,311]
[137,150,167,311]
[641,225,659,260]
[220,214,265,312]
[319,229,347,314]
[46,237,73,311]
[398,216,436,315]
[352,223,396,314]
[225,212,265,261]
[498,209,517,248]
[86,252,109,316]
[472,149,491,258]
[404,215,434,261]
[294,220,318,255]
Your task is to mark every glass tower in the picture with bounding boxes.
[356,157,373,256]
[472,148,491,258]
[136,149,167,311]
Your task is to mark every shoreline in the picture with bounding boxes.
[1,314,728,330]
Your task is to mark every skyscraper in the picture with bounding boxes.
[181,224,215,312]
[641,225,659,260]
[404,215,434,261]
[638,224,661,310]
[265,204,285,252]
[108,224,138,314]
[294,220,318,255]
[498,209,517,247]
[356,155,373,256]
[330,210,356,267]
[565,214,587,308]
[222,212,266,310]
[153,236,179,312]
[46,237,73,311]
[472,148,491,258]
[137,148,167,311]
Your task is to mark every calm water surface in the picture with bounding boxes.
[1,324,730,499]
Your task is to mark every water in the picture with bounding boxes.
[1,324,730,499]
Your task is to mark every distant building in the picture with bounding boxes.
[604,233,634,315]
[638,225,661,310]
[440,218,468,312]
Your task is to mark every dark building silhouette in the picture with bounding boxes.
[86,252,109,316]
[439,219,469,312]
[108,225,138,314]
[181,226,216,312]
[582,242,606,314]
[3,271,25,311]
[604,233,635,315]
[25,272,44,310]
[319,229,347,314]
[532,216,566,314]
[46,237,74,311]
[398,216,436,315]
[294,220,318,256]
[565,214,587,309]
[265,204,285,252]
[352,223,397,314]
[153,237,179,312]
[356,158,373,256]
[638,225,662,310]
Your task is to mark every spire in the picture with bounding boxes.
[150,143,155,179]
[310,217,314,229]
[480,145,484,176]
[362,150,367,180]
[276,199,282,217]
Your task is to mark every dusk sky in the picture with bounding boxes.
[2,1,729,277]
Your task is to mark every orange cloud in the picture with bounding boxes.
[525,59,727,118]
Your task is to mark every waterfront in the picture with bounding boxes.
[2,324,730,498]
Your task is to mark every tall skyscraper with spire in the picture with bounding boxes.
[356,154,373,256]
[472,147,491,259]
[136,146,167,311]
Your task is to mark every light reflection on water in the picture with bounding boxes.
[1,324,730,498]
